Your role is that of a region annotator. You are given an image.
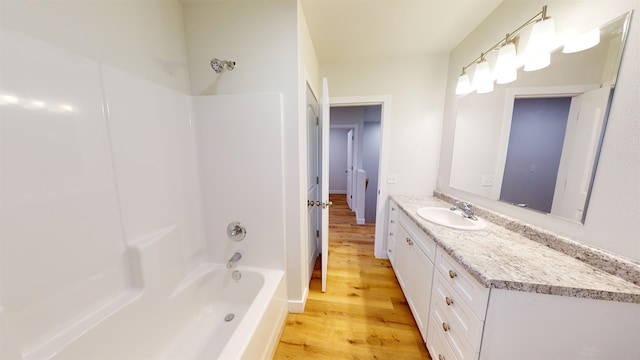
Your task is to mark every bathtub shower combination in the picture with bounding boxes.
[3,222,287,360]
[1,26,288,360]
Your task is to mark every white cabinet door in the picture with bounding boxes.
[394,223,412,292]
[410,245,434,342]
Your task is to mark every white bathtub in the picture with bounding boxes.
[10,224,288,360]
[160,265,288,359]
[25,263,287,360]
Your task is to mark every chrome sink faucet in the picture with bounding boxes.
[227,252,242,269]
[451,201,478,221]
[461,202,478,220]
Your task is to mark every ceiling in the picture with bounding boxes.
[300,0,503,62]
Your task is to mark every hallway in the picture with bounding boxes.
[273,194,431,359]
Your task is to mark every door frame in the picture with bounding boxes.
[330,95,392,259]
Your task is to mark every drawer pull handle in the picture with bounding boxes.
[445,297,453,306]
[448,270,457,279]
[442,322,450,332]
[439,355,445,360]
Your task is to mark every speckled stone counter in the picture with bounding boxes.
[391,194,640,304]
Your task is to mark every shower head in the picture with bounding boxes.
[211,58,236,73]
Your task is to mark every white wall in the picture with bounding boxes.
[0,0,191,94]
[193,94,286,270]
[438,0,640,261]
[0,2,203,355]
[321,54,449,197]
[329,128,349,193]
[363,122,381,223]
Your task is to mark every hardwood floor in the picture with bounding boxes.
[273,194,431,359]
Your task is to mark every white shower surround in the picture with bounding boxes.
[0,29,286,359]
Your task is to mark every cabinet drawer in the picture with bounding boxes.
[432,271,483,350]
[431,301,478,360]
[435,248,489,320]
[427,314,458,360]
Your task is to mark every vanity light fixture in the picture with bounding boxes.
[472,55,494,94]
[563,28,600,53]
[455,5,555,95]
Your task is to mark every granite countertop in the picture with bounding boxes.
[391,195,640,304]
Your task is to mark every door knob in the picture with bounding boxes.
[318,201,333,209]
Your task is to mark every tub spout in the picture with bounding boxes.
[227,252,242,269]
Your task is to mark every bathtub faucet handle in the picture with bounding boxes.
[227,222,246,241]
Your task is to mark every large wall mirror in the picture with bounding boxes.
[450,11,632,224]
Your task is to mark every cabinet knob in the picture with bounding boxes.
[438,355,445,360]
[448,270,457,279]
[442,322,450,332]
[389,232,394,236]
[391,207,396,211]
[390,220,395,223]
[445,297,454,306]
[388,249,392,253]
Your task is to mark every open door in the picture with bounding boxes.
[346,129,354,210]
[320,77,331,292]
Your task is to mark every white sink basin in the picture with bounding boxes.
[416,207,487,231]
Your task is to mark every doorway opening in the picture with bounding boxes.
[329,96,392,259]
[329,106,381,224]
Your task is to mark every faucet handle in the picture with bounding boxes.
[227,222,246,241]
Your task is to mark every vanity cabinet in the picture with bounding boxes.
[388,207,436,342]
[389,195,640,360]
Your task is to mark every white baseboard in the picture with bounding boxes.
[287,286,308,313]
[356,217,365,225]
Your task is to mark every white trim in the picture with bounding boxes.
[330,190,347,194]
[287,285,309,313]
[330,95,392,259]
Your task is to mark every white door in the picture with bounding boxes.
[320,78,331,292]
[346,129,354,209]
[306,84,320,279]
[553,87,610,221]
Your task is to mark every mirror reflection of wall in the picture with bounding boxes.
[449,11,631,223]
[500,97,571,214]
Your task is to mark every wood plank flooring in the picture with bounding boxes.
[273,194,431,359]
